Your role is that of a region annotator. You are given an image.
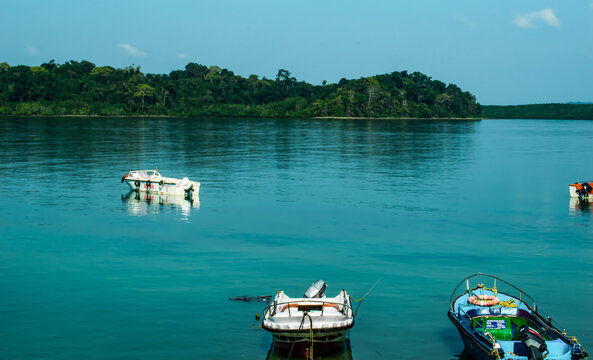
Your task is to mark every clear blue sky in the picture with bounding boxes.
[2,0,592,105]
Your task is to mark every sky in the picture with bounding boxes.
[1,0,592,105]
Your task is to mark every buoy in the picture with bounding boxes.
[255,313,260,321]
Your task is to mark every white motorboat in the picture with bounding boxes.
[121,169,200,197]
[262,280,354,357]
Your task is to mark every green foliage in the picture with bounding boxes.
[482,104,593,120]
[133,84,155,109]
[0,60,481,118]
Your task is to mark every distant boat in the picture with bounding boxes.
[448,273,588,360]
[262,280,354,358]
[569,181,593,199]
[121,169,200,197]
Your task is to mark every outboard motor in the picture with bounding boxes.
[303,280,327,298]
[571,343,588,359]
[181,177,192,190]
[519,325,547,360]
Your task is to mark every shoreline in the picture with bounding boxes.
[0,114,484,120]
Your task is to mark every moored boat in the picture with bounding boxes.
[569,182,593,199]
[448,273,588,360]
[262,280,355,358]
[121,169,200,197]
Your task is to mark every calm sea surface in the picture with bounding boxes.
[0,117,592,359]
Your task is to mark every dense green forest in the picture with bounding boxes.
[482,104,593,120]
[0,60,480,118]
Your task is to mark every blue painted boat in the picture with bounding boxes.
[448,274,588,360]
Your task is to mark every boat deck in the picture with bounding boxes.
[453,289,572,358]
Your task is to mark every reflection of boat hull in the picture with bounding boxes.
[569,198,593,212]
[265,326,352,351]
[266,338,353,360]
[122,190,199,216]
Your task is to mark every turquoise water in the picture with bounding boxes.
[0,117,591,359]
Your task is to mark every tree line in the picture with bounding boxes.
[0,60,481,118]
[482,104,593,120]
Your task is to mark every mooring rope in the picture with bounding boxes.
[286,314,307,360]
[351,276,382,317]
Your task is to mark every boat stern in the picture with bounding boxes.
[570,182,593,198]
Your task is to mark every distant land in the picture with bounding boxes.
[0,60,480,118]
[482,104,593,120]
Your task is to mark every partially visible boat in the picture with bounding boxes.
[262,280,355,358]
[569,182,593,199]
[121,169,200,197]
[448,273,588,360]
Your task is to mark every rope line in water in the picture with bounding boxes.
[352,276,382,317]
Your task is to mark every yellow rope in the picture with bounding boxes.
[307,314,314,360]
[485,332,501,359]
[498,299,518,308]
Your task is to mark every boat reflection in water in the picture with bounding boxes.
[121,190,199,217]
[265,339,353,360]
[569,198,593,213]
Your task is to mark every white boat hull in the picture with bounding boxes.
[122,170,200,197]
[569,185,579,198]
[266,327,351,346]
[124,179,200,196]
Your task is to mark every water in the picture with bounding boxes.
[0,117,591,359]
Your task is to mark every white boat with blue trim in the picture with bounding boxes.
[449,274,588,360]
[121,169,200,197]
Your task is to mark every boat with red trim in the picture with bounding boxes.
[262,280,354,358]
[121,169,200,197]
[569,182,593,199]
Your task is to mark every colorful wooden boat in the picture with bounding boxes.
[449,274,588,360]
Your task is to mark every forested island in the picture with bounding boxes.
[482,104,593,120]
[0,60,481,118]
